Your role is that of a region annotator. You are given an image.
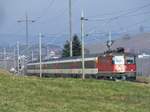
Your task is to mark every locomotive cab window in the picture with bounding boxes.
[126,57,135,64]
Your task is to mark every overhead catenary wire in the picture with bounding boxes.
[34,0,79,24]
[36,0,55,21]
[83,3,150,43]
[85,5,150,38]
[87,3,150,22]
[83,15,150,44]
[89,3,150,18]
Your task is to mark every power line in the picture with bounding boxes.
[88,17,150,38]
[123,18,150,30]
[122,10,150,18]
[90,3,150,18]
[36,0,55,21]
[17,13,35,46]
[87,3,150,22]
[83,17,150,43]
[111,3,150,20]
[35,0,79,24]
[49,0,79,22]
[84,3,150,41]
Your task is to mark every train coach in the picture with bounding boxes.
[26,52,136,80]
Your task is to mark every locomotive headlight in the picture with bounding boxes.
[115,65,125,72]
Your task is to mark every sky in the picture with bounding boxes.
[0,0,150,46]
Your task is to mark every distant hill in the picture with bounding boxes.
[86,32,150,54]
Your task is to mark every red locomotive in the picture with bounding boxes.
[96,52,136,80]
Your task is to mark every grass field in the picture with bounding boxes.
[0,72,150,112]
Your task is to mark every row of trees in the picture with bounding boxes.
[62,35,81,57]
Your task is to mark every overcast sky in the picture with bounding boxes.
[0,0,150,45]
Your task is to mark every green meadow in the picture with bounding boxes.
[0,71,150,112]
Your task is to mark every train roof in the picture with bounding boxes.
[29,54,97,64]
[28,52,136,64]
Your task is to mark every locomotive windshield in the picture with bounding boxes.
[112,56,125,64]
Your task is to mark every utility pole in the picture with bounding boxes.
[46,45,49,57]
[17,13,35,46]
[17,41,20,75]
[109,31,112,43]
[107,31,113,51]
[31,50,34,61]
[39,33,42,78]
[69,0,73,57]
[81,11,88,80]
[13,48,16,70]
[3,48,7,70]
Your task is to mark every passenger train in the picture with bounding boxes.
[26,52,136,80]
